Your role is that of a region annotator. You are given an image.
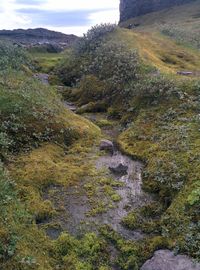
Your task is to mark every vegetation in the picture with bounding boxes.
[55,22,200,266]
[31,52,63,73]
[0,41,101,269]
[1,6,200,268]
[0,41,31,71]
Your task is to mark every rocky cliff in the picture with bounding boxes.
[120,0,196,22]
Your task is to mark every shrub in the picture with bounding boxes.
[127,76,180,107]
[75,23,117,54]
[77,75,107,105]
[85,40,138,90]
[55,51,83,86]
[0,41,31,71]
[121,211,140,230]
[161,24,200,49]
[0,70,64,154]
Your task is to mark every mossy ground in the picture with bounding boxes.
[118,82,200,258]
[31,52,63,73]
[2,111,101,269]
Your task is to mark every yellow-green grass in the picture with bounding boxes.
[9,105,100,215]
[31,52,63,73]
[111,28,200,75]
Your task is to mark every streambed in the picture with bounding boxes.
[41,101,153,240]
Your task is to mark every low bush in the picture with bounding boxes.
[75,23,117,55]
[84,40,138,90]
[0,71,65,154]
[0,41,31,71]
[161,24,200,49]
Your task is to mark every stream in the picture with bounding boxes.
[41,100,153,240]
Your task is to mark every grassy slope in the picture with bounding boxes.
[111,28,200,74]
[118,0,200,73]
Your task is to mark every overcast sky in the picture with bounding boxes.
[0,0,119,35]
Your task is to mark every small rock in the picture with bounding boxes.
[34,73,49,84]
[99,139,114,154]
[109,163,128,175]
[64,102,77,112]
[141,250,200,270]
[177,71,193,76]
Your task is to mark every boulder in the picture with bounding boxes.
[99,140,114,154]
[109,163,128,176]
[141,250,200,270]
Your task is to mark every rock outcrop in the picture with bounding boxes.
[141,250,200,270]
[120,0,195,22]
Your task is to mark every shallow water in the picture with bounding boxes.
[43,146,152,240]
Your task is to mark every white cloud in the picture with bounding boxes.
[89,9,119,25]
[0,0,119,35]
[0,0,30,29]
[21,0,119,11]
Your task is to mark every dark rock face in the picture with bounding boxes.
[141,250,200,270]
[120,0,195,22]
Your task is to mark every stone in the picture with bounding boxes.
[141,250,200,270]
[34,73,49,85]
[64,102,77,112]
[99,139,114,154]
[177,71,193,76]
[109,163,128,175]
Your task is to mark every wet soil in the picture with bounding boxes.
[41,102,153,240]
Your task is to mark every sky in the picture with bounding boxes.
[0,0,119,36]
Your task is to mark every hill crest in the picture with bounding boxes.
[0,28,78,48]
